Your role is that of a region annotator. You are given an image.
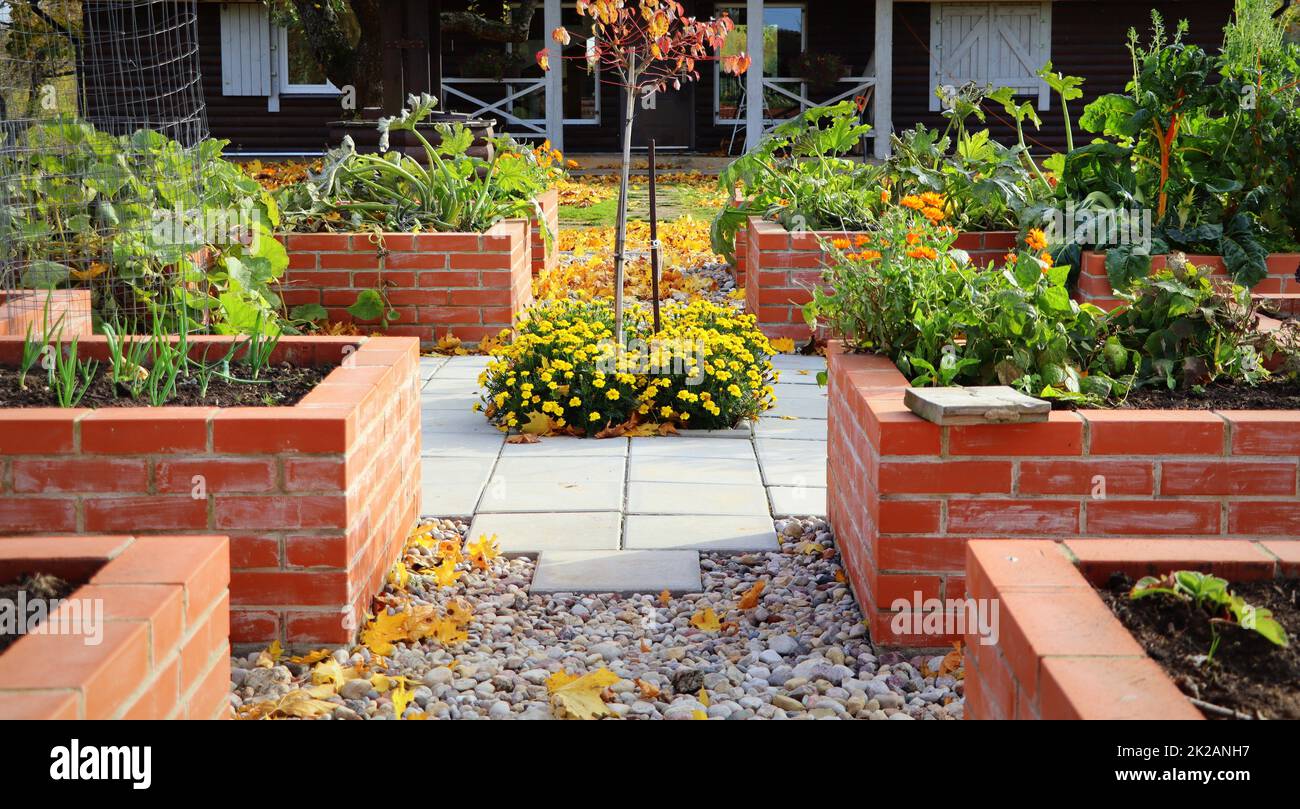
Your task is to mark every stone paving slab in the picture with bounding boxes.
[628,436,758,460]
[499,436,629,458]
[530,550,702,594]
[468,511,622,553]
[628,455,762,486]
[623,514,778,551]
[755,438,828,487]
[773,368,823,385]
[627,481,771,516]
[419,390,482,411]
[421,430,505,458]
[771,354,827,371]
[480,456,625,513]
[771,382,829,399]
[421,408,502,435]
[767,396,828,420]
[753,417,828,441]
[768,486,828,518]
[420,456,496,515]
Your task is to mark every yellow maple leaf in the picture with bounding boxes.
[288,649,332,665]
[727,287,746,300]
[430,556,463,588]
[389,560,409,589]
[658,589,671,606]
[796,541,823,555]
[392,682,414,719]
[311,658,353,690]
[360,610,409,657]
[689,607,722,633]
[698,688,710,707]
[270,690,337,718]
[769,337,797,353]
[466,533,501,570]
[692,710,708,720]
[520,411,553,436]
[445,597,474,625]
[549,668,621,720]
[738,580,766,610]
[70,262,108,281]
[255,639,283,668]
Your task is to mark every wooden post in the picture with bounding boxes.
[649,139,661,334]
[544,0,565,151]
[873,0,894,160]
[744,0,764,151]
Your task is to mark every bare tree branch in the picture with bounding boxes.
[441,0,540,43]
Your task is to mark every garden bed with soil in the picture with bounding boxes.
[0,335,422,647]
[0,534,230,720]
[827,343,1300,648]
[0,364,332,409]
[1098,575,1300,720]
[0,571,77,655]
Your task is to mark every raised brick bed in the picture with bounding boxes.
[0,335,420,648]
[279,219,533,348]
[0,289,92,338]
[1077,251,1300,312]
[0,534,230,720]
[964,537,1300,719]
[531,186,560,277]
[825,340,1300,648]
[740,217,1018,339]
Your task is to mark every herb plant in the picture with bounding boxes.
[1131,570,1290,659]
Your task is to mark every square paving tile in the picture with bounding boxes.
[768,395,827,420]
[624,514,778,551]
[421,431,504,458]
[755,439,827,487]
[629,436,758,460]
[421,408,501,435]
[499,437,628,458]
[754,417,828,441]
[627,481,771,516]
[530,550,701,593]
[480,457,625,513]
[420,386,482,411]
[628,455,762,486]
[468,512,621,553]
[419,357,447,381]
[771,355,827,371]
[768,486,828,517]
[773,367,823,385]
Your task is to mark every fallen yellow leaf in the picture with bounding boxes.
[360,610,409,657]
[689,607,722,633]
[548,668,621,720]
[738,580,766,610]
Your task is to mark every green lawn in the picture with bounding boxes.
[559,182,724,227]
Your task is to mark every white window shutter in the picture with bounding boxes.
[220,3,272,97]
[931,2,1052,111]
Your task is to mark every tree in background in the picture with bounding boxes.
[540,0,747,340]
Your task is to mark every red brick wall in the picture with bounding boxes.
[743,217,1018,339]
[0,534,230,720]
[1078,251,1300,312]
[0,335,421,648]
[826,341,1300,648]
[964,538,1299,720]
[531,187,560,277]
[279,219,533,347]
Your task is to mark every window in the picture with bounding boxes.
[929,2,1052,111]
[715,3,807,124]
[277,19,355,95]
[220,3,355,109]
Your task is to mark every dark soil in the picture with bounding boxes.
[0,362,335,408]
[1105,380,1300,411]
[1099,575,1300,720]
[0,573,75,655]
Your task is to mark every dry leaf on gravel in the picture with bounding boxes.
[689,607,722,633]
[547,668,622,720]
[738,580,766,610]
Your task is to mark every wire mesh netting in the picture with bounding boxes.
[0,0,209,339]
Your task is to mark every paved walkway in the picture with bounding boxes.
[419,353,828,593]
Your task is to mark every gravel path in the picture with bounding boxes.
[231,517,965,720]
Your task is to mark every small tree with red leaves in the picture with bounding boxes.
[539,0,749,340]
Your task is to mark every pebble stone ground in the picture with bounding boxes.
[229,351,968,719]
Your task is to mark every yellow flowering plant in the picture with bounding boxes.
[480,297,776,436]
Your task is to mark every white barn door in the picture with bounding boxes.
[930,2,1051,111]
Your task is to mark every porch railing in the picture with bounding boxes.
[759,76,877,132]
[440,78,546,137]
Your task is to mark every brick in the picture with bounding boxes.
[230,570,348,607]
[1018,459,1154,496]
[93,536,229,628]
[1160,460,1296,496]
[1064,538,1277,583]
[0,410,83,454]
[877,500,941,534]
[122,657,180,720]
[84,496,208,532]
[947,500,1080,535]
[212,408,354,453]
[283,457,348,491]
[1083,411,1224,455]
[947,414,1083,456]
[0,690,80,720]
[877,535,969,572]
[155,457,277,494]
[82,408,214,454]
[68,583,186,666]
[1086,500,1221,535]
[0,623,149,720]
[1228,501,1300,536]
[1221,411,1300,455]
[1040,657,1202,720]
[1259,540,1300,575]
[0,499,78,533]
[214,494,347,531]
[878,460,1013,494]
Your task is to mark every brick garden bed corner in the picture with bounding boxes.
[0,534,230,720]
[0,335,422,648]
[963,537,1300,720]
[279,218,533,348]
[0,289,92,338]
[531,186,560,277]
[825,340,1300,649]
[1077,251,1300,312]
[740,217,1018,340]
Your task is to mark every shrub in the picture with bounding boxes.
[480,298,776,435]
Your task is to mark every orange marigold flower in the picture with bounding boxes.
[907,246,938,260]
[921,206,945,223]
[1039,250,1054,266]
[1025,228,1049,252]
[831,238,851,249]
[900,195,925,211]
[854,234,871,246]
[906,232,922,245]
[879,190,889,203]
[920,192,946,208]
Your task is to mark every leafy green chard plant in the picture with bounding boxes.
[1131,570,1290,660]
[710,101,882,261]
[278,93,552,237]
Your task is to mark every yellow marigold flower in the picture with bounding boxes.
[569,396,582,407]
[589,412,601,422]
[606,389,620,400]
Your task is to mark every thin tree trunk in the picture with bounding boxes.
[613,58,638,347]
